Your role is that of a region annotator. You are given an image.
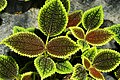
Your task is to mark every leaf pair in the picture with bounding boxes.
[34,56,73,80]
[1,32,80,58]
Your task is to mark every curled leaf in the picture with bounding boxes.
[0,55,19,79]
[46,36,80,58]
[0,0,7,12]
[89,67,105,80]
[93,49,120,72]
[67,10,83,28]
[38,0,68,37]
[34,56,56,80]
[56,61,73,74]
[1,32,45,57]
[70,27,85,40]
[82,5,104,30]
[85,29,114,46]
[71,64,87,80]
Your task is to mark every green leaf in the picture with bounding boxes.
[82,47,97,62]
[87,76,96,80]
[77,40,90,52]
[70,27,85,40]
[89,67,105,80]
[71,64,87,80]
[1,32,45,57]
[67,10,83,28]
[26,27,35,33]
[105,24,120,45]
[38,0,68,37]
[0,55,19,79]
[93,49,120,72]
[13,26,26,33]
[56,61,73,74]
[46,36,80,58]
[21,72,33,80]
[45,0,70,12]
[82,56,92,70]
[0,0,7,12]
[82,5,104,30]
[34,56,56,80]
[114,66,120,79]
[85,29,114,46]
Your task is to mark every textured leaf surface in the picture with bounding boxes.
[89,67,105,80]
[56,61,73,74]
[34,56,56,80]
[67,10,83,28]
[85,29,114,46]
[38,0,68,37]
[0,0,7,12]
[70,27,85,40]
[21,72,33,80]
[105,24,120,45]
[71,64,87,80]
[46,0,70,12]
[93,49,120,72]
[82,56,91,70]
[0,55,19,79]
[1,32,45,57]
[82,47,97,62]
[77,40,90,52]
[82,5,104,30]
[46,36,80,58]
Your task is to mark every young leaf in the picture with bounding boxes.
[34,56,56,80]
[69,27,85,40]
[21,72,33,80]
[77,40,90,52]
[93,49,120,72]
[82,5,104,30]
[46,36,80,58]
[114,66,120,79]
[1,32,45,57]
[56,61,73,74]
[45,0,70,13]
[67,10,83,28]
[85,29,114,46]
[13,26,26,34]
[26,27,35,33]
[89,67,105,80]
[71,64,87,80]
[105,24,120,45]
[0,55,19,79]
[82,56,92,70]
[0,0,7,12]
[82,47,97,62]
[38,0,68,37]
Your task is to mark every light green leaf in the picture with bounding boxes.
[0,0,7,12]
[67,10,83,28]
[38,0,68,37]
[71,64,87,80]
[93,49,120,72]
[0,55,19,79]
[34,56,56,80]
[56,61,73,74]
[82,5,104,30]
[89,67,105,80]
[77,40,90,52]
[46,36,80,58]
[26,27,35,33]
[1,32,45,58]
[70,27,85,40]
[105,24,120,45]
[13,26,26,34]
[85,29,114,46]
[82,47,97,62]
[45,0,70,13]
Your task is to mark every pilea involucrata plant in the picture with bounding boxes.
[1,0,120,80]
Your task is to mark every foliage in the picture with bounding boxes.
[0,0,120,80]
